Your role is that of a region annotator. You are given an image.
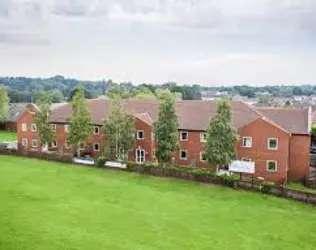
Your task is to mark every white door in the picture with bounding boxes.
[136,149,145,164]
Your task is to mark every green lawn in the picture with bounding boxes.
[0,130,17,142]
[287,182,316,194]
[1,156,316,250]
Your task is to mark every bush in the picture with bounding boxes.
[126,161,135,170]
[261,181,276,193]
[221,174,240,187]
[96,156,106,168]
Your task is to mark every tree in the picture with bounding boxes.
[34,93,55,149]
[205,100,239,173]
[154,90,179,162]
[67,85,92,157]
[103,101,135,161]
[0,85,9,122]
[68,86,94,102]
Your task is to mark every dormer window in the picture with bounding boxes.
[180,131,188,141]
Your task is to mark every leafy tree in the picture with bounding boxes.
[205,100,239,173]
[134,86,156,100]
[34,93,55,149]
[154,90,179,162]
[68,86,94,102]
[103,101,135,161]
[0,85,9,122]
[68,85,92,157]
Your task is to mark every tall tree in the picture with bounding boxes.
[154,90,179,162]
[103,101,135,161]
[0,85,9,123]
[34,93,55,149]
[205,100,239,173]
[68,85,92,157]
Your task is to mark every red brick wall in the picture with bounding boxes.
[237,118,291,183]
[128,118,154,163]
[174,130,209,168]
[288,135,311,182]
[17,107,41,152]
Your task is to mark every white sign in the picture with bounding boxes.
[229,160,255,174]
[105,161,127,169]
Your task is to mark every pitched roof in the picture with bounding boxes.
[8,103,28,122]
[49,99,310,134]
[257,107,310,135]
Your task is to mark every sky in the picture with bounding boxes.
[0,0,316,86]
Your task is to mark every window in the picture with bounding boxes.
[31,139,37,148]
[266,161,277,172]
[94,126,100,135]
[241,158,252,162]
[200,152,206,162]
[51,124,57,131]
[31,124,37,132]
[268,138,278,150]
[242,137,252,148]
[136,149,145,164]
[51,140,58,148]
[22,123,27,132]
[179,150,187,160]
[200,132,207,142]
[180,131,189,141]
[93,143,100,152]
[21,138,28,147]
[64,125,69,133]
[137,130,144,140]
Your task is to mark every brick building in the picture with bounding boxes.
[17,100,312,183]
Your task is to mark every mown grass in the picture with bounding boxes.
[0,130,17,142]
[0,155,316,250]
[287,182,316,194]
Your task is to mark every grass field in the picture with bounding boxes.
[0,131,17,142]
[0,156,316,250]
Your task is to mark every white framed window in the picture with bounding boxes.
[241,158,252,162]
[242,137,252,148]
[22,123,27,132]
[64,125,69,133]
[136,148,145,164]
[51,140,58,148]
[94,126,100,135]
[179,150,187,160]
[51,124,57,131]
[180,131,189,141]
[31,139,38,148]
[21,138,28,147]
[200,132,207,142]
[268,138,278,150]
[200,152,206,162]
[137,130,145,140]
[31,124,37,132]
[266,160,277,172]
[93,143,100,152]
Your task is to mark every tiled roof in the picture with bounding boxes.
[257,107,310,134]
[50,99,310,134]
[8,103,28,122]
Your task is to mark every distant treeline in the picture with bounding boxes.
[1,75,316,103]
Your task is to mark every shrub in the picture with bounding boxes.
[261,181,276,193]
[221,174,240,187]
[96,156,106,168]
[126,161,135,170]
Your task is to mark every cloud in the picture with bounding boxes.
[0,0,11,18]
